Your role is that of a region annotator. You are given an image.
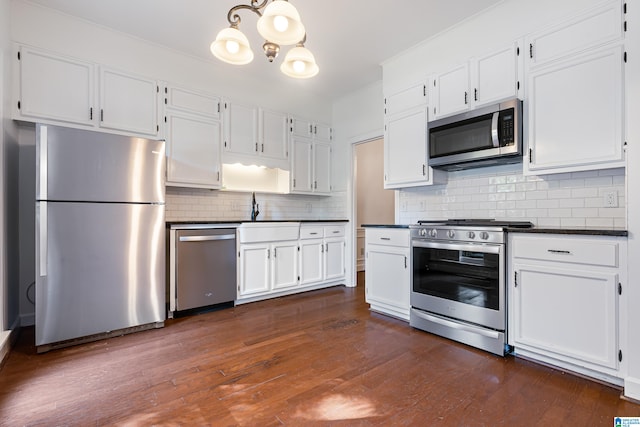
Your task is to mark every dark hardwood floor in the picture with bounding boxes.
[1,281,639,426]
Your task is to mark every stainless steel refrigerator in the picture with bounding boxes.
[35,124,166,350]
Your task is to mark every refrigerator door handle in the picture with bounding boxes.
[38,125,48,200]
[39,202,47,277]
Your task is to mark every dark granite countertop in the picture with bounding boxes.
[361,223,628,237]
[167,219,348,228]
[361,224,411,229]
[506,227,628,237]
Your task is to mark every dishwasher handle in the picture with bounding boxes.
[179,234,236,242]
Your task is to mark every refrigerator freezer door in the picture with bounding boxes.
[36,201,165,346]
[36,124,165,203]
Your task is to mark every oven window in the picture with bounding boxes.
[413,246,500,310]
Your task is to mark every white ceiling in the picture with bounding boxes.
[26,0,503,102]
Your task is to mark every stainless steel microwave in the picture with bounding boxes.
[428,98,523,171]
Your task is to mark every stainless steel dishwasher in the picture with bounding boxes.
[175,228,237,312]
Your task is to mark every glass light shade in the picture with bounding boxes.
[210,27,254,65]
[256,1,306,45]
[280,46,319,78]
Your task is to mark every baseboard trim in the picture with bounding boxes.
[0,318,21,369]
[624,376,640,401]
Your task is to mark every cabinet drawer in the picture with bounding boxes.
[300,226,324,239]
[365,228,410,247]
[324,225,345,238]
[512,237,618,267]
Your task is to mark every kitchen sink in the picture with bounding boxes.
[238,222,300,243]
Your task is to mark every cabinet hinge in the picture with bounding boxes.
[433,107,436,115]
[297,276,300,281]
[165,87,168,94]
[17,101,20,110]
[514,271,518,287]
[218,103,220,113]
[433,80,436,87]
[224,141,227,148]
[423,85,426,97]
[619,349,623,362]
[156,125,159,132]
[517,81,520,91]
[238,251,240,258]
[164,98,167,105]
[474,88,478,102]
[619,283,622,295]
[17,51,20,60]
[100,109,104,122]
[164,116,167,123]
[156,85,159,93]
[516,47,520,56]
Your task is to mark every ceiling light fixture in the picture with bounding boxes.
[210,0,318,78]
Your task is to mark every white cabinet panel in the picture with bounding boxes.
[384,106,431,188]
[526,0,623,68]
[473,42,519,107]
[224,101,258,157]
[272,241,299,290]
[166,112,221,188]
[165,86,220,119]
[314,142,331,194]
[260,109,289,165]
[385,83,427,116]
[238,244,270,296]
[513,264,618,369]
[365,228,411,321]
[300,239,323,285]
[525,45,624,174]
[99,67,158,136]
[432,62,470,119]
[17,46,94,126]
[313,122,332,142]
[291,137,313,193]
[325,239,345,281]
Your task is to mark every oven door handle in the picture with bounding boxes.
[412,310,501,339]
[412,240,502,254]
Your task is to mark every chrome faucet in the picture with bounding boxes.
[250,192,260,221]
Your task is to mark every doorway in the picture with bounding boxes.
[353,138,394,284]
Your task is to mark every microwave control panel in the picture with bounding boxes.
[500,109,515,146]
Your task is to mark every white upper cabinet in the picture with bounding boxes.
[472,41,522,107]
[383,82,444,189]
[223,101,259,158]
[223,101,289,169]
[15,45,94,127]
[431,41,522,120]
[524,0,625,175]
[259,108,289,167]
[165,85,222,119]
[431,63,470,119]
[14,45,160,138]
[99,67,159,137]
[289,116,332,195]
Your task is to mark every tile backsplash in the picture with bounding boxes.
[165,188,348,222]
[398,166,626,228]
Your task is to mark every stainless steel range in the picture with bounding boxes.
[409,219,532,356]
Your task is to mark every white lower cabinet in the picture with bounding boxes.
[299,225,346,285]
[237,223,346,303]
[508,233,627,384]
[364,228,411,321]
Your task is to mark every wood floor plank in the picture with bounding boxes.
[1,284,639,426]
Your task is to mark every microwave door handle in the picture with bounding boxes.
[491,112,500,148]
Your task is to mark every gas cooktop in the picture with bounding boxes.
[417,219,534,228]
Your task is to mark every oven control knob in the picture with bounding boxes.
[480,231,490,240]
[468,231,476,239]
[447,230,455,238]
[429,229,438,238]
[419,228,427,237]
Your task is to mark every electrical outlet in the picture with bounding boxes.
[400,201,408,211]
[603,191,618,208]
[306,202,312,213]
[419,200,426,211]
